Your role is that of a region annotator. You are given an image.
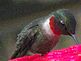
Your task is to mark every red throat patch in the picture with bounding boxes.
[49,16,62,35]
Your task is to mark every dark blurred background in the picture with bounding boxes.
[0,0,81,61]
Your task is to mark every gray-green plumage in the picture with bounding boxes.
[54,9,76,34]
[11,9,79,59]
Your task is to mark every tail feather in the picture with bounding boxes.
[10,33,37,59]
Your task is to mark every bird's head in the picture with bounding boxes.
[50,9,79,44]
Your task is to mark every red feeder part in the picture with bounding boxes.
[9,44,81,61]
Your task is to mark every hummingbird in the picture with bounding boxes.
[11,9,79,59]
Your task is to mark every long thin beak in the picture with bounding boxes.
[70,34,79,44]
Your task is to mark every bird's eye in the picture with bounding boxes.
[60,20,64,25]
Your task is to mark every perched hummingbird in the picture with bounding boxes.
[11,9,79,59]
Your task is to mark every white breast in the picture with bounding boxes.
[42,16,54,35]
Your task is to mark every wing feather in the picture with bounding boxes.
[11,23,39,59]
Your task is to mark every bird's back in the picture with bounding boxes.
[11,15,60,59]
